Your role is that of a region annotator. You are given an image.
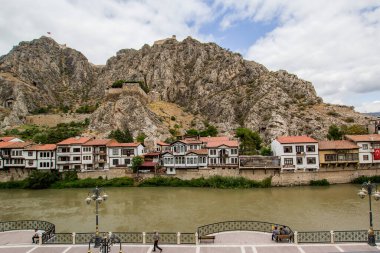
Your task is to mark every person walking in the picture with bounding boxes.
[153,231,162,252]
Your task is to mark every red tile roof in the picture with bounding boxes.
[57,137,93,145]
[276,136,318,144]
[318,140,359,150]
[0,142,32,148]
[140,161,158,167]
[185,140,203,144]
[345,134,380,142]
[0,136,19,142]
[200,136,230,143]
[156,141,169,146]
[106,140,142,147]
[206,140,239,148]
[25,144,57,151]
[0,142,12,148]
[83,139,112,146]
[187,149,208,155]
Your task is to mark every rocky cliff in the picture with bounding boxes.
[0,36,372,142]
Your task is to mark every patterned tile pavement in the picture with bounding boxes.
[1,231,380,253]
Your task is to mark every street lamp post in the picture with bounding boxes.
[358,181,380,246]
[85,186,108,248]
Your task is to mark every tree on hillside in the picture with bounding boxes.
[341,124,368,135]
[131,156,144,173]
[136,132,147,143]
[327,124,342,140]
[108,128,133,143]
[260,146,272,156]
[199,125,218,137]
[235,128,262,155]
[186,129,199,136]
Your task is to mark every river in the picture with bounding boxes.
[0,184,378,233]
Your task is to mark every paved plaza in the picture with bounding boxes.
[0,231,380,253]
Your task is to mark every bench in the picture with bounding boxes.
[275,234,293,243]
[199,235,215,243]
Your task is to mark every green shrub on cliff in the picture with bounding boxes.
[309,179,330,186]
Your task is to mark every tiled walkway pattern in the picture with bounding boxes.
[1,231,380,252]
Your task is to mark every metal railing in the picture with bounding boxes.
[113,232,143,243]
[0,220,55,244]
[197,220,291,236]
[297,231,331,243]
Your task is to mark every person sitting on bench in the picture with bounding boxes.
[271,226,279,240]
[32,228,44,243]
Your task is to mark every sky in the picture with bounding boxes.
[0,0,379,113]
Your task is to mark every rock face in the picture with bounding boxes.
[0,36,372,142]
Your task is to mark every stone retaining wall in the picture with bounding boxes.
[76,166,380,186]
[0,168,30,182]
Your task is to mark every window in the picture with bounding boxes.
[83,147,92,152]
[363,155,369,161]
[83,156,91,160]
[74,165,81,170]
[362,144,368,150]
[296,157,303,165]
[60,147,70,153]
[210,158,217,164]
[325,154,336,161]
[112,149,119,155]
[28,151,33,157]
[13,159,24,165]
[373,144,380,149]
[231,149,238,155]
[112,159,119,165]
[122,149,133,156]
[231,157,238,164]
[73,148,81,153]
[12,150,22,156]
[295,146,304,153]
[28,160,33,166]
[306,145,315,152]
[338,154,345,161]
[73,156,81,161]
[283,146,292,153]
[124,158,131,165]
[284,158,293,165]
[210,149,217,155]
[307,157,316,164]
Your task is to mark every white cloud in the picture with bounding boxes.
[216,0,380,111]
[356,101,380,113]
[0,0,213,64]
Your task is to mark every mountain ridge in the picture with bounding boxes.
[0,36,373,144]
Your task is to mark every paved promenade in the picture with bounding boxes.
[1,231,380,253]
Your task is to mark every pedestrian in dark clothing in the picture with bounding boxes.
[153,231,162,252]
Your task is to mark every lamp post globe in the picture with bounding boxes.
[85,186,108,248]
[358,181,378,246]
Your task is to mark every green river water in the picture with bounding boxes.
[0,184,378,233]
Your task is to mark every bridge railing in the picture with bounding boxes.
[197,220,291,237]
[0,220,55,243]
[297,230,380,243]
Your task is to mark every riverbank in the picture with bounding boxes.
[0,171,272,189]
[1,166,380,189]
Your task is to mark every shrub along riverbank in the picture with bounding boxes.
[351,176,380,184]
[0,171,271,189]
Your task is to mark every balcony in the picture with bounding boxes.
[282,165,296,169]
